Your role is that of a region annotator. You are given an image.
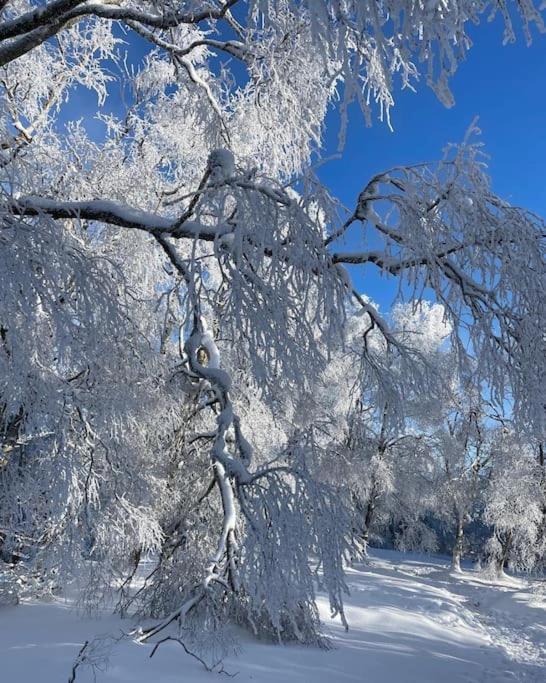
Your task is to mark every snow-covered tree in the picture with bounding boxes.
[422,378,495,572]
[0,0,544,649]
[317,302,450,552]
[483,431,546,575]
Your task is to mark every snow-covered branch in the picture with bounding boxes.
[10,196,229,240]
[0,1,242,66]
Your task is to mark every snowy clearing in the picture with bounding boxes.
[2,549,545,683]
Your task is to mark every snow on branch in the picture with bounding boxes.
[0,1,242,66]
[10,196,228,240]
[332,134,545,432]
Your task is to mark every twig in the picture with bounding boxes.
[149,635,238,676]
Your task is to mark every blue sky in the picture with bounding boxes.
[321,16,546,215]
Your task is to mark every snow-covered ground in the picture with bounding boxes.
[2,549,545,682]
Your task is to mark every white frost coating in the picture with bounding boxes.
[197,317,220,369]
[208,148,235,183]
[335,263,352,290]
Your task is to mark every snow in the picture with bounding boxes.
[14,198,233,242]
[334,263,352,290]
[2,549,544,682]
[18,197,174,230]
[208,149,235,182]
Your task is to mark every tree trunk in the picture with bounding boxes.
[361,421,388,550]
[451,516,464,572]
[489,529,513,577]
[361,505,372,547]
[498,530,512,575]
[362,485,378,546]
[537,443,546,555]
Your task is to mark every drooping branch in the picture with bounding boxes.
[136,313,250,643]
[8,136,544,435]
[332,139,545,430]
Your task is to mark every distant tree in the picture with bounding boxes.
[427,385,493,572]
[317,302,450,552]
[483,431,546,575]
